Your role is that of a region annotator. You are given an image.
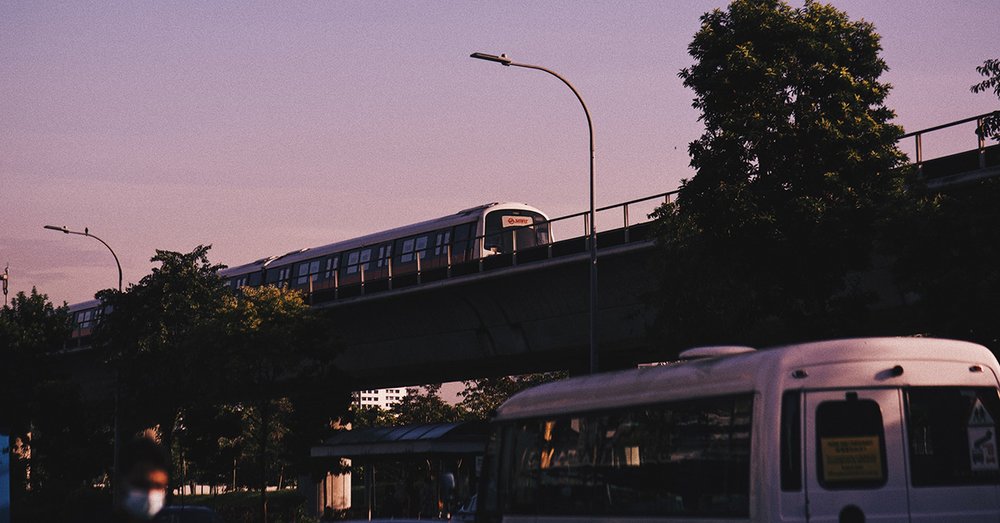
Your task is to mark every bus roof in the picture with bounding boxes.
[494,337,997,421]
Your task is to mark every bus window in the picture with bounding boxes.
[907,387,1000,486]
[498,394,752,517]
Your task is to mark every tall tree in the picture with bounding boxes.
[93,245,229,492]
[971,58,1000,140]
[0,289,75,512]
[0,289,72,443]
[459,373,565,420]
[211,285,345,523]
[653,0,906,351]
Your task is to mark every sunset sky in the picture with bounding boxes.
[2,0,998,305]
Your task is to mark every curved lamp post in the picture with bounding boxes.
[470,52,599,374]
[43,225,122,293]
[43,224,123,505]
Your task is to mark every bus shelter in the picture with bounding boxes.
[310,422,488,520]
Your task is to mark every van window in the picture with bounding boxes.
[815,398,887,489]
[781,391,802,491]
[500,394,752,517]
[907,387,1000,486]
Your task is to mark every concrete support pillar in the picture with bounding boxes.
[304,459,351,517]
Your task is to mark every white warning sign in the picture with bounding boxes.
[969,427,999,471]
[968,398,995,427]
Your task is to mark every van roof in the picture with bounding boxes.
[494,337,996,421]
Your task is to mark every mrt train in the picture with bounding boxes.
[218,201,550,295]
[66,202,550,344]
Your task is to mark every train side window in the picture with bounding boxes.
[267,266,291,286]
[296,260,320,285]
[434,231,451,256]
[415,236,428,259]
[816,399,887,489]
[400,239,416,263]
[907,387,1000,486]
[324,257,338,279]
[346,251,360,274]
[453,223,473,261]
[359,249,372,271]
[376,244,392,268]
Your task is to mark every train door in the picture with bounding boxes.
[804,389,909,523]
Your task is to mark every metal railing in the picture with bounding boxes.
[301,189,679,303]
[900,111,999,177]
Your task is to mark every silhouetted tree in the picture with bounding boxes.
[94,245,229,487]
[459,373,566,420]
[211,285,345,523]
[652,0,907,352]
[389,385,466,425]
[971,58,1000,140]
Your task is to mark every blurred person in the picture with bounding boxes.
[113,436,169,522]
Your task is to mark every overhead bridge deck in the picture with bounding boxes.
[61,112,1000,392]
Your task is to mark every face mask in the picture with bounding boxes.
[123,488,166,520]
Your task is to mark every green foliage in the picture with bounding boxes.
[0,289,108,519]
[95,246,229,433]
[0,289,72,437]
[458,373,566,420]
[91,246,350,522]
[971,58,1000,140]
[653,0,907,351]
[388,385,466,425]
[886,180,1000,349]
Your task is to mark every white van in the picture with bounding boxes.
[477,338,1000,522]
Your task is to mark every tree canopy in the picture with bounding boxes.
[971,58,1000,140]
[653,0,907,351]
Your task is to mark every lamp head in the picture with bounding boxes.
[43,225,69,234]
[470,52,512,66]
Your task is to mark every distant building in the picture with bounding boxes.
[354,388,406,409]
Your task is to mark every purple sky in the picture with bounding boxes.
[2,0,998,305]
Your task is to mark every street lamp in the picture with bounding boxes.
[470,51,599,374]
[43,225,123,293]
[43,224,123,505]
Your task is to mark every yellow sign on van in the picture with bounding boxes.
[821,436,883,482]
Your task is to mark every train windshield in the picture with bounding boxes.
[484,210,550,253]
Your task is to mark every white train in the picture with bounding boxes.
[218,201,550,296]
[479,337,1000,522]
[64,202,550,343]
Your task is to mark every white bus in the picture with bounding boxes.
[477,338,1000,522]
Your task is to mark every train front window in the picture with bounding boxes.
[484,210,549,253]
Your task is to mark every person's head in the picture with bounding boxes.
[119,436,170,521]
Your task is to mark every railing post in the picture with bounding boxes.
[623,202,630,243]
[308,276,314,306]
[416,251,422,284]
[360,264,366,296]
[511,228,518,266]
[387,255,393,290]
[478,237,484,272]
[446,243,452,278]
[978,117,987,169]
[583,214,590,248]
[915,133,924,178]
[334,267,339,300]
